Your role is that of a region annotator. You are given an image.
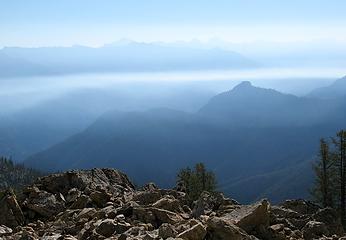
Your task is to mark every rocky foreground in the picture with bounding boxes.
[0,168,345,240]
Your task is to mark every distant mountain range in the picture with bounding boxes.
[199,81,340,127]
[308,76,346,99]
[0,85,216,161]
[24,76,346,203]
[0,52,52,78]
[0,42,257,78]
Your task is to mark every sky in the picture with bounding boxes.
[1,0,346,48]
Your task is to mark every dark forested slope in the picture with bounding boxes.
[0,157,43,191]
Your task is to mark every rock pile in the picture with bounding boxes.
[0,168,344,239]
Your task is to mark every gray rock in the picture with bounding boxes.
[0,224,13,236]
[141,183,159,191]
[281,199,320,215]
[192,191,238,218]
[35,168,134,195]
[313,207,344,236]
[70,195,91,209]
[207,216,253,240]
[25,187,65,218]
[152,195,184,213]
[90,189,112,207]
[1,168,345,240]
[302,220,329,240]
[176,223,206,240]
[95,219,117,237]
[0,189,25,228]
[66,188,81,203]
[133,191,162,205]
[75,208,97,221]
[158,223,177,239]
[114,222,132,234]
[222,199,270,234]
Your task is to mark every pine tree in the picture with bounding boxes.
[0,156,43,191]
[312,130,346,227]
[312,138,337,207]
[176,162,217,205]
[336,130,346,226]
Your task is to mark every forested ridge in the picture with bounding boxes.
[0,157,43,191]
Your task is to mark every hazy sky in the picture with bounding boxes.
[1,0,346,48]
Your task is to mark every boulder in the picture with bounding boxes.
[281,199,320,215]
[70,195,92,209]
[75,208,97,221]
[159,189,187,204]
[150,207,184,225]
[11,226,39,240]
[133,191,162,205]
[192,191,238,218]
[288,217,311,230]
[65,188,81,203]
[114,222,132,234]
[58,235,78,240]
[222,199,270,234]
[270,205,310,230]
[270,206,301,219]
[152,195,184,213]
[141,183,159,191]
[302,221,329,240]
[133,207,183,227]
[90,189,112,207]
[95,219,117,237]
[132,207,157,226]
[158,223,177,239]
[117,201,139,218]
[0,225,13,236]
[313,208,344,236]
[142,231,159,240]
[24,187,65,218]
[77,220,95,240]
[207,216,253,240]
[35,168,134,195]
[267,224,286,240]
[99,205,118,219]
[39,233,63,239]
[265,223,304,240]
[0,189,25,228]
[176,223,207,240]
[124,225,148,237]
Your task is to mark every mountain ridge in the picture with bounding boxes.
[23,79,346,203]
[308,75,346,99]
[0,43,257,78]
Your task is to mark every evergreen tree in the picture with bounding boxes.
[312,130,346,226]
[312,138,337,207]
[336,130,346,225]
[176,162,217,205]
[0,156,43,191]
